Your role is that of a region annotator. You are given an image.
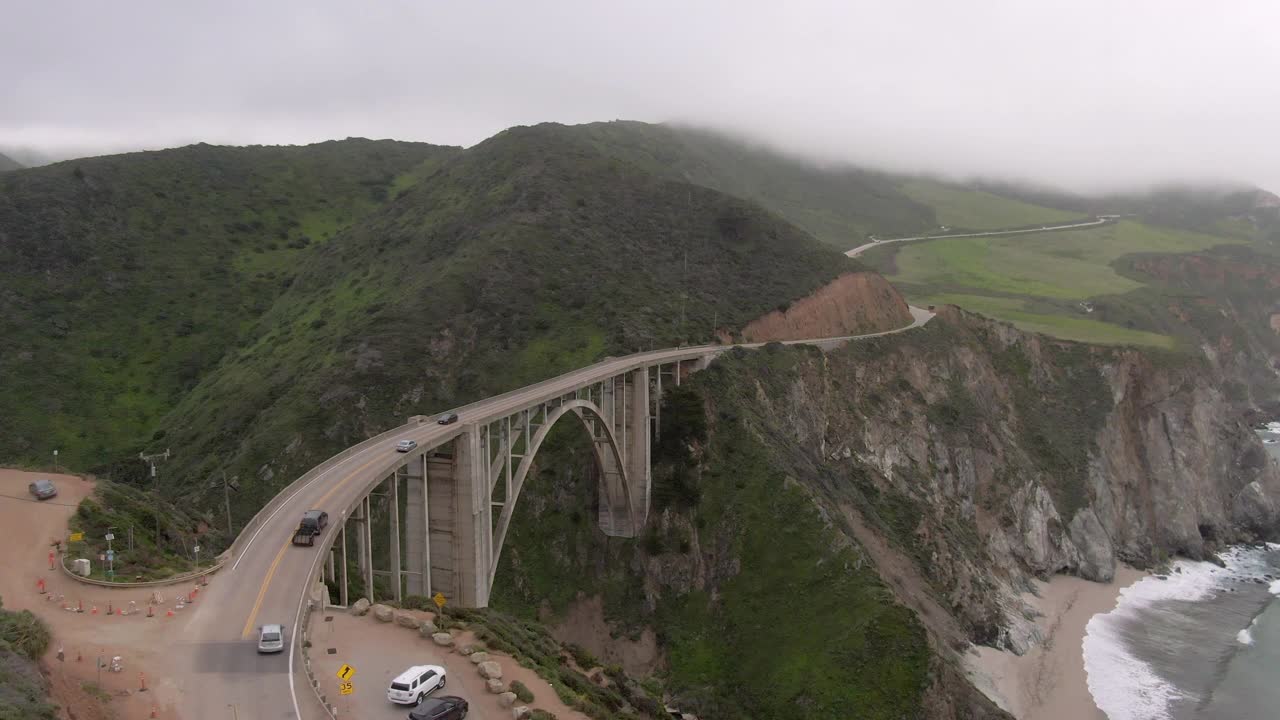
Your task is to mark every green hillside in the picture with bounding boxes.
[0,123,863,528]
[568,121,940,247]
[0,139,455,467]
[898,179,1081,230]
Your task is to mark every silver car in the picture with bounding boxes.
[258,623,285,653]
[28,478,57,500]
[396,439,418,453]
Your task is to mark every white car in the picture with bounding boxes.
[257,624,285,653]
[388,664,447,705]
[396,439,418,453]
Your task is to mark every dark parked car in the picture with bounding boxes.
[408,695,468,720]
[28,479,57,500]
[437,412,459,425]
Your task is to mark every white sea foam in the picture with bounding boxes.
[1265,421,1280,434]
[1270,578,1280,596]
[1083,548,1274,720]
[1238,616,1261,645]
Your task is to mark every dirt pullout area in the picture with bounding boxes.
[0,469,190,720]
[548,595,661,677]
[310,609,592,720]
[739,271,913,342]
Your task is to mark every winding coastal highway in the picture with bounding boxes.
[844,216,1113,258]
[162,305,935,719]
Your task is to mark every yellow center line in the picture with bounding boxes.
[240,454,385,638]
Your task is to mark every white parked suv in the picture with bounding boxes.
[387,664,446,705]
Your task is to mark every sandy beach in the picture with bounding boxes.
[967,566,1146,720]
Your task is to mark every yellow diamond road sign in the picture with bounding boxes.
[336,664,355,681]
[433,592,446,609]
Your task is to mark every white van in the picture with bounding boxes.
[387,664,447,705]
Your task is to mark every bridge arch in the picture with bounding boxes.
[488,398,633,587]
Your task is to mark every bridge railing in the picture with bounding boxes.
[219,419,423,565]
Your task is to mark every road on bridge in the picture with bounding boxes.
[56,307,936,720]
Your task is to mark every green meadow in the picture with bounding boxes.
[869,221,1240,347]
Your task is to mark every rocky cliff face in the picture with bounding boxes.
[738,271,913,342]
[729,308,1280,650]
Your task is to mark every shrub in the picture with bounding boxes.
[0,596,51,660]
[510,679,535,703]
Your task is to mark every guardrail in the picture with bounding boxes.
[57,553,227,588]
[218,418,426,565]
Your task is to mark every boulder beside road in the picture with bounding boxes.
[350,598,370,616]
[372,604,393,622]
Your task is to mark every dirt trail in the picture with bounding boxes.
[0,469,194,720]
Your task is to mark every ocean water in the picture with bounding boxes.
[1081,427,1280,720]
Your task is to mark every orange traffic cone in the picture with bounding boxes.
[166,609,174,617]
[90,606,98,615]
[150,705,158,718]
[147,605,154,618]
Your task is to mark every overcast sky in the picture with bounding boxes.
[4,0,1277,193]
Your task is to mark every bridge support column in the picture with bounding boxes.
[360,495,374,601]
[389,472,402,603]
[627,367,651,530]
[340,524,349,607]
[452,427,490,607]
[404,454,430,597]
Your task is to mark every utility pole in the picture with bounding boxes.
[223,471,234,535]
[139,449,170,548]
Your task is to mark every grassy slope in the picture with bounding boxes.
[0,140,452,468]
[149,123,861,529]
[863,220,1240,346]
[568,121,939,247]
[898,179,1081,230]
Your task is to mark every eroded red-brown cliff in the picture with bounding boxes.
[738,271,911,342]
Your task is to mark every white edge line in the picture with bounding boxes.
[231,463,343,572]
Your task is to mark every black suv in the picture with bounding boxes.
[408,695,468,720]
